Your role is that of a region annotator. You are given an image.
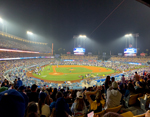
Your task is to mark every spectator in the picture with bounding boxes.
[37,92,50,117]
[4,82,9,88]
[17,78,22,87]
[135,82,144,94]
[1,79,8,87]
[27,84,39,102]
[0,89,25,117]
[124,83,135,97]
[19,86,29,108]
[26,86,31,93]
[50,91,63,112]
[119,83,127,95]
[51,88,57,101]
[111,77,115,83]
[85,87,104,113]
[25,102,38,117]
[134,72,140,81]
[105,82,122,109]
[55,91,72,116]
[104,76,111,94]
[14,79,17,87]
[0,86,8,93]
[71,91,87,116]
[121,75,125,84]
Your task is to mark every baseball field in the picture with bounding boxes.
[27,65,115,82]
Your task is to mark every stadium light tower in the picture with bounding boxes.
[0,17,3,23]
[79,35,87,38]
[27,31,33,35]
[124,33,132,48]
[125,33,132,37]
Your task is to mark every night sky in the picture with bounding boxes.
[0,0,150,55]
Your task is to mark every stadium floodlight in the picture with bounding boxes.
[79,35,87,38]
[27,31,33,35]
[0,17,3,23]
[125,33,132,37]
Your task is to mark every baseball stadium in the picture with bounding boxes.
[0,0,150,117]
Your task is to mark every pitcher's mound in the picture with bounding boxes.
[69,69,75,71]
[49,72,64,75]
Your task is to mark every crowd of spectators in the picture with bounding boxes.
[0,51,50,58]
[61,55,98,60]
[110,56,150,63]
[0,38,51,53]
[0,70,150,117]
[0,52,150,116]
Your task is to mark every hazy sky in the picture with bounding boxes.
[0,0,150,55]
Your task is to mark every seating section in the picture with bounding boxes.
[0,51,51,58]
[61,55,98,60]
[0,37,51,53]
[110,56,150,63]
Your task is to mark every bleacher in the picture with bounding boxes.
[61,54,98,60]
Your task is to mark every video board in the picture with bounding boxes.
[124,48,137,56]
[73,48,85,55]
[73,48,85,53]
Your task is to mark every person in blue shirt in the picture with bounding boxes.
[17,78,23,87]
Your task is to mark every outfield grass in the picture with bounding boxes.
[32,65,115,81]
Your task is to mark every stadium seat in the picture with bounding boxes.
[133,113,145,117]
[124,94,139,107]
[128,94,139,105]
[138,94,150,111]
[121,111,134,117]
[105,105,122,113]
[94,110,105,117]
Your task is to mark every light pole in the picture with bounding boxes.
[73,35,87,48]
[27,31,34,41]
[125,33,132,48]
[27,31,33,35]
[134,33,139,50]
[0,17,3,23]
[0,17,7,33]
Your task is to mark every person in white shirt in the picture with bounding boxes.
[105,81,122,109]
[36,92,50,117]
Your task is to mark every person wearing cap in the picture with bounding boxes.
[71,91,87,117]
[105,81,122,109]
[0,89,25,117]
[36,92,50,117]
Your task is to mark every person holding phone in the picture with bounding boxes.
[85,86,104,113]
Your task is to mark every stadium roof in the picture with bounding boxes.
[136,0,150,7]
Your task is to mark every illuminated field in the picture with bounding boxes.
[28,65,115,82]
